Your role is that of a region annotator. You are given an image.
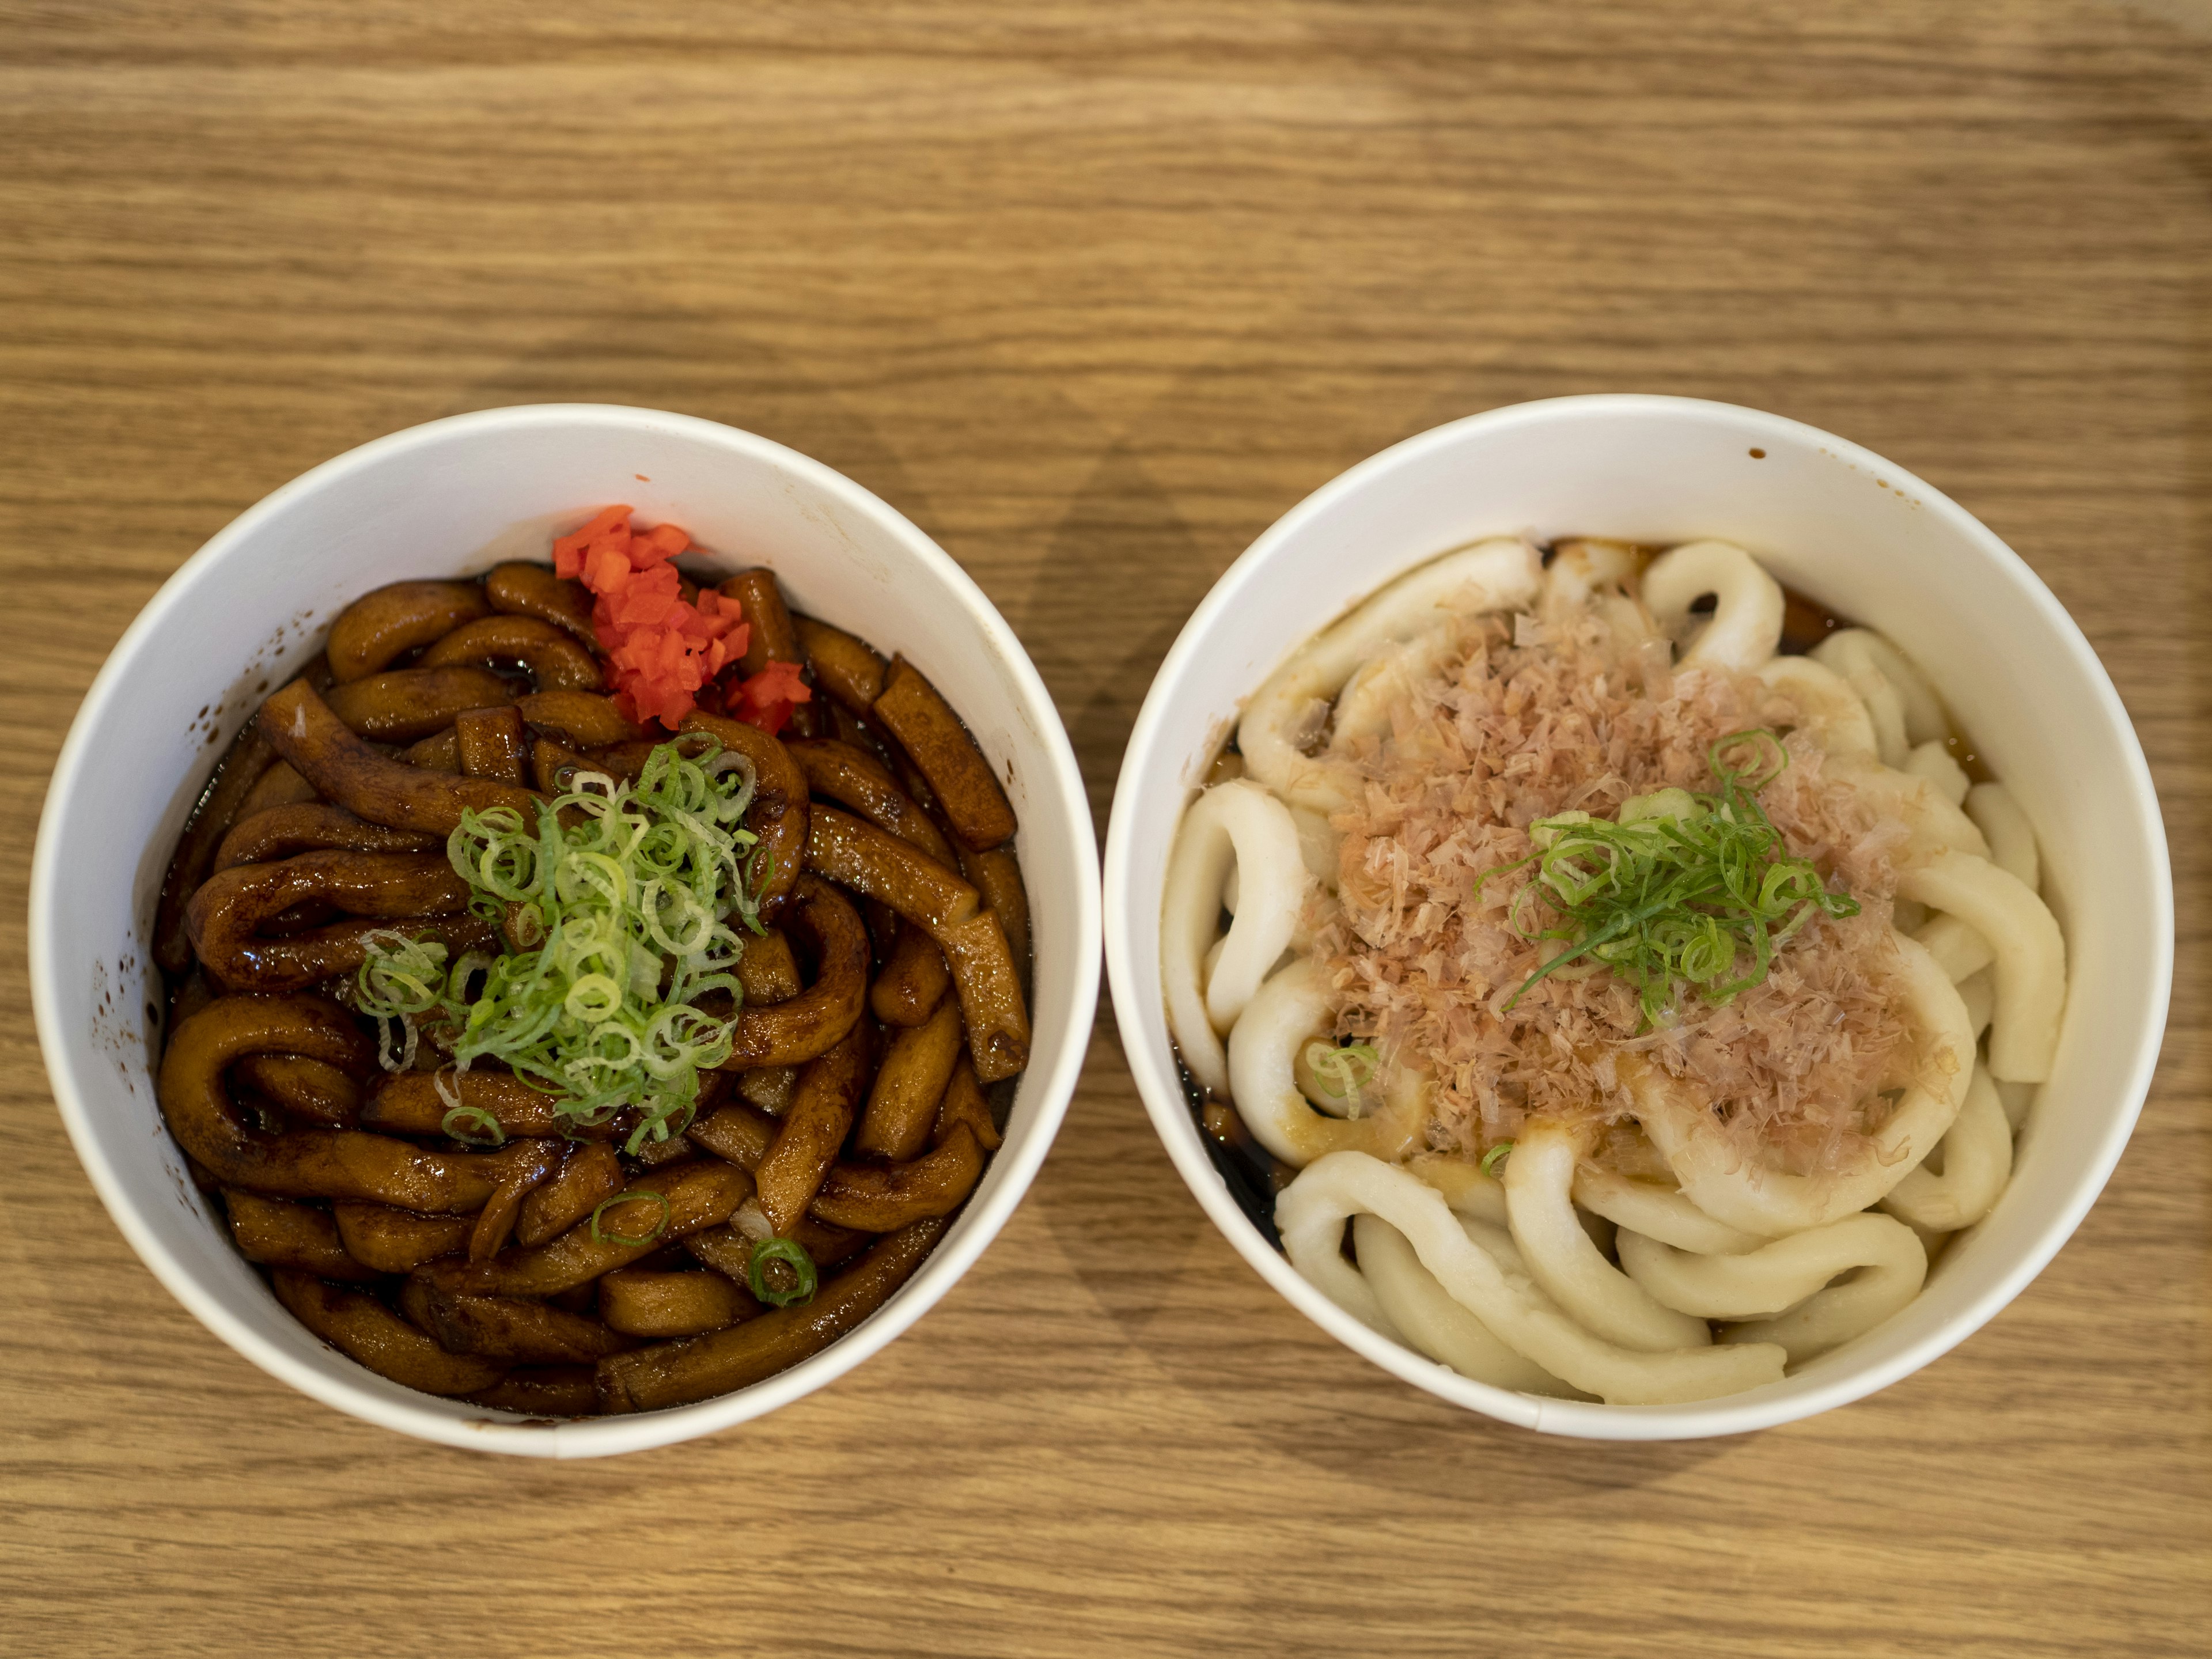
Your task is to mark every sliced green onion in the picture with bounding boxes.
[747,1237,818,1308]
[740,850,775,933]
[1479,1141,1514,1180]
[355,929,447,1019]
[1469,728,1860,1029]
[1302,1039,1378,1100]
[622,1097,696,1158]
[440,1104,506,1147]
[358,737,765,1139]
[589,1190,672,1248]
[355,929,449,1071]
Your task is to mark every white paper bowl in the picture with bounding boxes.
[1103,394,2172,1439]
[32,404,1101,1457]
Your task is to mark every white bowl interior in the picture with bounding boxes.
[32,404,1100,1457]
[1104,394,2172,1438]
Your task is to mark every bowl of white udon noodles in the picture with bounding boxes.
[1103,395,2172,1438]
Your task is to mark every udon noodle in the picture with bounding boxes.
[153,514,1029,1416]
[1163,536,2063,1404]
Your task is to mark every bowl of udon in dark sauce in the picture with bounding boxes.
[32,404,1100,1456]
[1103,395,2171,1438]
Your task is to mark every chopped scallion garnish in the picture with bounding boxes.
[356,929,446,1070]
[1479,1141,1513,1180]
[356,738,764,1149]
[747,1237,817,1308]
[1302,1039,1378,1100]
[589,1190,672,1248]
[440,1104,506,1147]
[1470,729,1859,1028]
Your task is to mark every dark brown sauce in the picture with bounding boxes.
[1778,584,1851,654]
[1945,730,1993,785]
[1179,1051,1291,1248]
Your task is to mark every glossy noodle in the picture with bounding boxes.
[154,510,1028,1415]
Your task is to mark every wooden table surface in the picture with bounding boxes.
[2,5,2206,1655]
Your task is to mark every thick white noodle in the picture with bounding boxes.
[1353,1215,1582,1396]
[1330,628,1459,757]
[1542,539,1644,610]
[1407,1152,1508,1225]
[1160,781,1313,1096]
[1881,1067,2012,1233]
[1622,1213,1927,1365]
[1996,1079,2037,1131]
[1844,629,1947,745]
[1571,1166,1764,1256]
[1502,1120,1712,1351]
[1286,804,1342,893]
[1753,655,1878,759]
[1897,849,2065,1083]
[1963,781,2040,892]
[1207,787,1311,1031]
[1624,931,1975,1235]
[1227,958,1420,1166]
[1913,911,1996,983]
[1239,539,1540,815]
[1812,631,1912,766]
[1277,1152,1788,1404]
[1639,540,1784,670]
[1599,593,1666,656]
[1957,967,1995,1039]
[1717,1229,1929,1364]
[1905,740,1971,808]
[1827,752,1991,864]
[1618,1211,1922,1317]
[1541,541,1662,658]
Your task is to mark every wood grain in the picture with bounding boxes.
[1,3,2207,1654]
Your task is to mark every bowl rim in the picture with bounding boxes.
[1101,392,2175,1439]
[31,401,1103,1458]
